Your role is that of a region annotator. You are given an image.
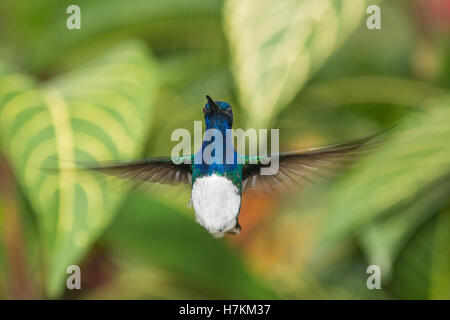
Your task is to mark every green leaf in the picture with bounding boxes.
[274,76,447,142]
[103,191,278,299]
[224,0,367,127]
[289,76,447,110]
[390,208,450,299]
[0,0,222,73]
[359,177,450,278]
[319,96,450,257]
[429,208,450,299]
[0,41,158,297]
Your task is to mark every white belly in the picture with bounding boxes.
[191,174,241,238]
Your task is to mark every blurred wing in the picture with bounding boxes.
[78,156,193,186]
[242,128,394,192]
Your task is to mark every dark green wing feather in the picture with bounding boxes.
[78,155,193,186]
[242,128,393,192]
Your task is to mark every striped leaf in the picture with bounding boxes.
[0,41,158,297]
[224,0,367,127]
[319,96,450,271]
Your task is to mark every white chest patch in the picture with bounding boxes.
[191,174,241,238]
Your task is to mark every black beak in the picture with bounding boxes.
[206,95,220,112]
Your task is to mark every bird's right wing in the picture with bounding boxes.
[241,127,395,192]
[75,155,193,186]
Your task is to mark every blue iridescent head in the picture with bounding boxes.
[203,95,233,128]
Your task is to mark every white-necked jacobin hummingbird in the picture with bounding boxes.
[85,95,391,238]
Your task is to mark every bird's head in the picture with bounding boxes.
[203,95,233,128]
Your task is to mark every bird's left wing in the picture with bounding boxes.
[241,128,393,193]
[77,155,193,186]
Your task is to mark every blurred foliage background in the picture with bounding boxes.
[0,0,449,299]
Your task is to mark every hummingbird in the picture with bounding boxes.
[84,95,390,238]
